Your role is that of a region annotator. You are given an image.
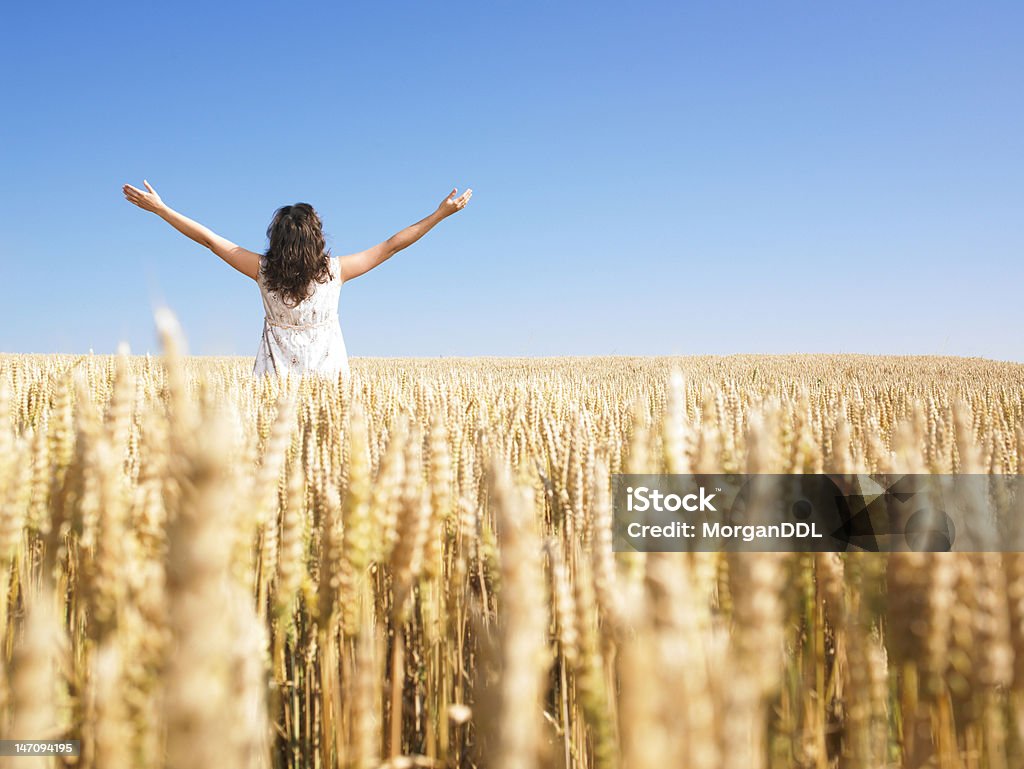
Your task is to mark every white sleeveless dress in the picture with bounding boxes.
[253,255,350,379]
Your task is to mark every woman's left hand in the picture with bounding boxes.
[123,180,166,214]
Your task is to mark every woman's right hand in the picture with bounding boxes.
[436,187,473,218]
[123,180,167,214]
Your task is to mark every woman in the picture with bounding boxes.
[122,180,472,378]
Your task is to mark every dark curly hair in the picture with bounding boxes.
[260,203,333,307]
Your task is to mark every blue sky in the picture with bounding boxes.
[1,2,1021,360]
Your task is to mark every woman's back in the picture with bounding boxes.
[254,255,349,378]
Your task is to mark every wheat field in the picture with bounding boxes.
[1,318,1024,769]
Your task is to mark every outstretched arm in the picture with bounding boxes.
[122,180,262,281]
[339,187,473,282]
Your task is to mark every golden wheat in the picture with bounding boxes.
[0,343,1022,768]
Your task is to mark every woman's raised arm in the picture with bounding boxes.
[339,187,472,282]
[122,180,262,281]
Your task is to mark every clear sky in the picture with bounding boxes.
[1,2,1021,360]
